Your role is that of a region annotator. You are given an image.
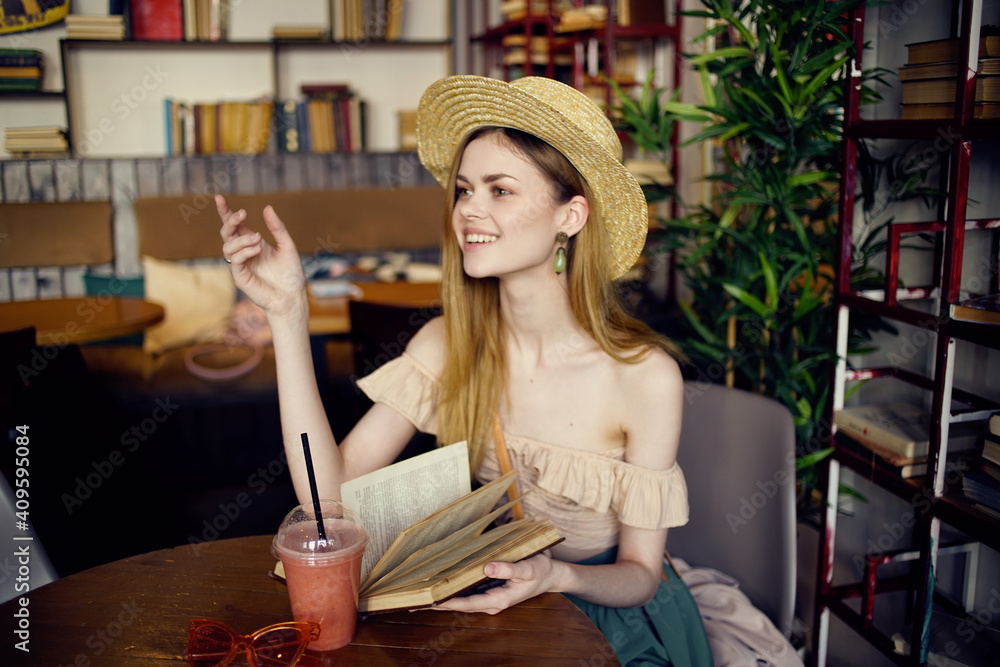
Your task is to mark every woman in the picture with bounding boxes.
[218,75,712,666]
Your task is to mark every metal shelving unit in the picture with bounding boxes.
[812,1,1000,665]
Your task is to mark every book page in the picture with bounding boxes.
[342,441,471,578]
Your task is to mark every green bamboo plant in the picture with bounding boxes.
[609,0,934,517]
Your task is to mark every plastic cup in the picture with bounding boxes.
[272,500,369,651]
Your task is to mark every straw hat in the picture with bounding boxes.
[416,75,648,280]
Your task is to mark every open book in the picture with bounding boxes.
[273,442,563,614]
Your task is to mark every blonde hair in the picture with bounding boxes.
[434,127,678,470]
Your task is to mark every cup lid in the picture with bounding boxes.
[271,499,368,561]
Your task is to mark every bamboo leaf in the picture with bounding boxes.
[688,46,755,66]
[758,252,779,310]
[722,283,773,319]
[796,447,833,470]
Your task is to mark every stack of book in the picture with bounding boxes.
[273,84,365,154]
[556,4,607,32]
[834,401,978,478]
[4,126,69,157]
[950,293,1000,325]
[164,98,273,156]
[899,33,1000,119]
[501,34,572,66]
[65,14,125,40]
[0,49,44,92]
[499,0,566,23]
[963,413,1000,519]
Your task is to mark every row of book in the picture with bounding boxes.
[961,413,1000,519]
[900,33,1000,119]
[274,86,367,154]
[128,0,228,41]
[164,86,367,157]
[498,0,666,28]
[834,402,979,479]
[334,0,404,42]
[836,401,1000,524]
[0,49,44,92]
[164,99,273,157]
[5,126,68,157]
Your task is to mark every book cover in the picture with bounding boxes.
[0,49,44,68]
[950,293,1000,325]
[129,0,183,41]
[900,102,1000,119]
[905,34,1000,66]
[990,412,1000,437]
[835,402,932,459]
[900,76,1000,105]
[984,431,1000,466]
[962,470,1000,512]
[897,58,1000,81]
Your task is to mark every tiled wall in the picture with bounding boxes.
[0,152,437,301]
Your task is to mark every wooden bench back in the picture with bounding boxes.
[134,186,446,260]
[0,201,114,268]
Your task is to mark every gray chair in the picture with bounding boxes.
[668,381,797,638]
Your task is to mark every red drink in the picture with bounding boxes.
[273,505,369,651]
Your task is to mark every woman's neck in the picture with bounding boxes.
[498,271,587,365]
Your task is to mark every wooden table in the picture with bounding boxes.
[2,535,618,665]
[308,280,441,336]
[0,296,164,346]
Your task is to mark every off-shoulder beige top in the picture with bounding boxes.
[355,353,690,556]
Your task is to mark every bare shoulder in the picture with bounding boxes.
[403,314,446,377]
[617,347,685,469]
[617,346,683,405]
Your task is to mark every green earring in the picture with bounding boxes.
[554,232,568,274]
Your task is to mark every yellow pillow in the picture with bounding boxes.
[142,256,235,355]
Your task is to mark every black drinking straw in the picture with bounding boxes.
[300,433,327,543]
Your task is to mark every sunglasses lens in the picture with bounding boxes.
[251,627,308,666]
[187,623,236,667]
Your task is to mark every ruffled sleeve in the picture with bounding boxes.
[494,440,690,533]
[354,353,439,434]
[613,462,689,529]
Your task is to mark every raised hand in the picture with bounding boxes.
[217,194,306,318]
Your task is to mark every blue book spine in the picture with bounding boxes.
[164,97,173,156]
[296,100,310,154]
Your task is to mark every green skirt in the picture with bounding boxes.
[564,548,713,667]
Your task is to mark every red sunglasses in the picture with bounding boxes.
[185,618,322,667]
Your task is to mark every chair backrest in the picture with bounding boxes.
[668,381,797,637]
[0,200,114,299]
[133,186,445,260]
[347,299,442,462]
[347,299,441,379]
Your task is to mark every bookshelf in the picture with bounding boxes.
[467,1,681,109]
[812,1,1000,666]
[2,0,452,158]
